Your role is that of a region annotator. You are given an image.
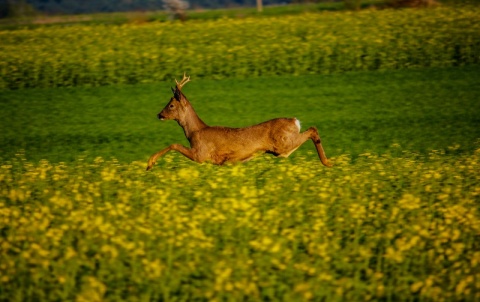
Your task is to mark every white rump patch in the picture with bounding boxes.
[294,118,301,132]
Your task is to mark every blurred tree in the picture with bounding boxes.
[0,0,38,18]
[163,0,189,20]
[257,0,262,12]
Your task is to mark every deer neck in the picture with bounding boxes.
[177,105,208,140]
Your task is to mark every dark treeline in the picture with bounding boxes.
[2,0,325,15]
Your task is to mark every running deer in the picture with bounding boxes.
[146,74,332,170]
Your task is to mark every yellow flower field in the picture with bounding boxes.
[1,149,479,301]
[1,6,479,89]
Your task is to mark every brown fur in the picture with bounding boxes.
[146,77,332,170]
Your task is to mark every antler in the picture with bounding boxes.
[175,73,191,90]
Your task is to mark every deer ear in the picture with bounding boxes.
[174,86,188,104]
[171,86,181,101]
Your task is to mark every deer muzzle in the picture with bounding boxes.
[157,113,166,120]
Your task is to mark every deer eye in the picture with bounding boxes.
[169,104,174,109]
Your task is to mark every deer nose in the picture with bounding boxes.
[157,113,165,120]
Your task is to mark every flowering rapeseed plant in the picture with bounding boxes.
[1,7,479,89]
[0,148,479,300]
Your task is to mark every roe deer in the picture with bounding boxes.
[146,74,332,170]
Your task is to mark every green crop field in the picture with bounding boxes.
[1,4,480,302]
[1,66,479,163]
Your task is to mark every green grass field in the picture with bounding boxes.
[1,66,479,164]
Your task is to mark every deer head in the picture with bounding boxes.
[157,73,191,121]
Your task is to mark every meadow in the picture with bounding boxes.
[1,4,480,302]
[1,66,480,163]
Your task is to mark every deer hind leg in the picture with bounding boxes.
[146,144,197,170]
[276,127,332,167]
[275,130,311,158]
[307,127,333,167]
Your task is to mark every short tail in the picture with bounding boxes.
[294,118,301,132]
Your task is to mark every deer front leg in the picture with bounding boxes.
[146,144,197,170]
